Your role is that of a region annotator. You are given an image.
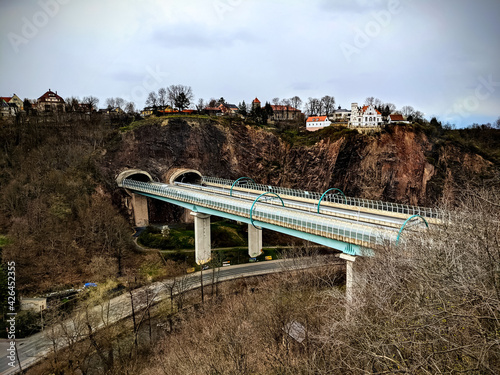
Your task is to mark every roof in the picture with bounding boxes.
[334,108,351,113]
[306,115,329,122]
[252,98,261,103]
[389,114,405,121]
[0,97,12,103]
[271,105,300,112]
[38,89,65,103]
[362,105,381,115]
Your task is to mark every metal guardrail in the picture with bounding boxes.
[121,179,396,247]
[202,176,447,220]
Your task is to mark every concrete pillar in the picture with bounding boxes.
[190,212,211,265]
[132,194,149,227]
[339,253,357,303]
[248,224,263,257]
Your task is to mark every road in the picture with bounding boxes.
[0,258,330,374]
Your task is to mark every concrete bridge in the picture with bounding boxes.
[117,169,445,298]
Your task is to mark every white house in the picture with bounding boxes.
[306,115,332,131]
[330,106,351,121]
[349,103,383,128]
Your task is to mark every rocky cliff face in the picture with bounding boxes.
[104,118,496,210]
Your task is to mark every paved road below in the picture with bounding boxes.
[0,257,336,374]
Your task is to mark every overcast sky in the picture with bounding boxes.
[1,0,499,127]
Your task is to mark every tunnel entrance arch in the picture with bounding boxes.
[166,168,203,185]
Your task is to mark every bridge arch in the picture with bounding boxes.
[116,169,153,186]
[166,168,203,185]
[230,177,256,196]
[250,192,284,229]
[396,214,429,245]
[317,188,347,213]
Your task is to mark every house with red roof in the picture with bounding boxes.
[306,115,332,132]
[388,114,409,124]
[270,105,302,121]
[37,89,65,112]
[349,103,383,128]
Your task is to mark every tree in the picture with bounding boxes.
[125,101,136,115]
[158,88,167,107]
[495,116,500,129]
[114,97,125,110]
[65,97,80,112]
[289,96,302,111]
[82,96,99,111]
[401,105,415,117]
[364,96,375,106]
[106,97,116,109]
[272,97,280,106]
[174,92,190,111]
[167,85,194,111]
[321,95,335,115]
[145,91,158,109]
[196,98,205,113]
[238,101,248,117]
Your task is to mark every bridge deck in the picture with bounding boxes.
[119,179,423,252]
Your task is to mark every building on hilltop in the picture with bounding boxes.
[270,105,302,121]
[0,94,24,116]
[349,103,383,128]
[252,97,261,110]
[37,89,65,112]
[330,106,351,122]
[306,115,332,131]
[388,114,409,124]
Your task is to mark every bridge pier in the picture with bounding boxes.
[248,225,263,257]
[191,212,211,264]
[131,194,149,227]
[339,253,357,303]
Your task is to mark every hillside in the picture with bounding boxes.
[0,115,498,295]
[104,117,498,207]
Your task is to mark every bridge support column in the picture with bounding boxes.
[131,194,149,227]
[190,212,211,264]
[248,224,263,257]
[339,253,357,303]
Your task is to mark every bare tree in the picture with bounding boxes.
[65,96,80,112]
[401,105,415,117]
[105,97,116,109]
[167,85,194,110]
[272,97,280,106]
[82,96,99,111]
[145,91,158,109]
[321,95,335,115]
[114,97,125,110]
[158,87,167,107]
[196,98,205,113]
[289,96,302,111]
[364,96,375,106]
[125,101,136,115]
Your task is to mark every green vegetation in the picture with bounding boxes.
[0,235,10,247]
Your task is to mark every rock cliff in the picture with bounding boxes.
[104,118,496,210]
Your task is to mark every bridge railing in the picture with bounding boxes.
[202,176,447,220]
[121,179,394,247]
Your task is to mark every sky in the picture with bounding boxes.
[1,0,499,127]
